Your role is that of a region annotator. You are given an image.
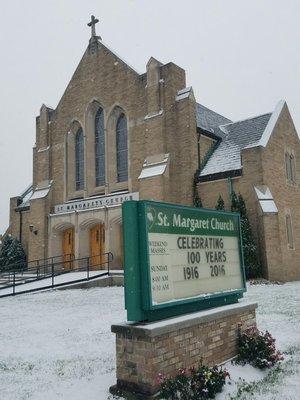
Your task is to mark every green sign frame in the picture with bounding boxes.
[123,200,246,322]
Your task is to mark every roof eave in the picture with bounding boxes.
[197,169,242,183]
[197,126,222,141]
[15,205,30,212]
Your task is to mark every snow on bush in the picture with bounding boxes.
[236,326,284,369]
[158,363,230,400]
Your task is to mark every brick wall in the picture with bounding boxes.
[111,302,257,397]
[199,134,216,166]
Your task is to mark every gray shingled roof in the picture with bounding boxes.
[196,103,231,135]
[199,113,272,178]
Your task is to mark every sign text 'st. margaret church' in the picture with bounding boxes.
[6,16,300,281]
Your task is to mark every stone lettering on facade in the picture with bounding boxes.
[54,192,139,214]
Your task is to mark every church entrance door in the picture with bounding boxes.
[89,224,105,269]
[62,228,74,270]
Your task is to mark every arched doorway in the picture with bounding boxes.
[62,227,74,269]
[89,224,105,269]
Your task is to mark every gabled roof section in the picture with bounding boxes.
[198,100,289,181]
[256,100,286,148]
[220,112,272,149]
[199,112,272,179]
[196,103,232,136]
[54,38,142,112]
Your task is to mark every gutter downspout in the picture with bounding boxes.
[197,131,201,170]
[227,177,233,199]
[19,210,23,243]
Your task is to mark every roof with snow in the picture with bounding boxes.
[196,103,232,135]
[16,185,33,209]
[198,110,274,181]
[15,181,53,210]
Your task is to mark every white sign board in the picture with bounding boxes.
[143,203,245,308]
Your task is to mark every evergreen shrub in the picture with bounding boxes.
[231,192,261,279]
[193,174,202,208]
[0,235,27,272]
[215,194,225,210]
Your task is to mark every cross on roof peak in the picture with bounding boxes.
[87,15,101,39]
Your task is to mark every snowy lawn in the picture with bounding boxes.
[0,282,299,399]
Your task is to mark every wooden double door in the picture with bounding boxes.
[62,224,105,270]
[89,224,105,269]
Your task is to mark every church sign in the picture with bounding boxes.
[54,192,139,214]
[123,200,246,322]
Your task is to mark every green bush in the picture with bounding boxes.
[236,326,284,369]
[158,363,230,399]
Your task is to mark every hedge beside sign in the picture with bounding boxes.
[123,200,246,322]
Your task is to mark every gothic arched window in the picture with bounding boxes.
[95,108,105,186]
[75,128,84,190]
[116,114,128,182]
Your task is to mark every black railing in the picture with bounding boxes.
[0,252,114,298]
[0,254,70,275]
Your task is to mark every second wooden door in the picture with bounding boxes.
[89,224,105,269]
[62,228,74,269]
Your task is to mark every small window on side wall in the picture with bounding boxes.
[285,151,296,184]
[290,154,296,183]
[116,114,128,182]
[285,213,294,249]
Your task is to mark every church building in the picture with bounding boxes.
[6,17,300,281]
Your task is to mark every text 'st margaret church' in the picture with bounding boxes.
[7,17,300,281]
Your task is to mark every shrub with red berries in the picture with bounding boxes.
[236,326,284,369]
[158,363,230,399]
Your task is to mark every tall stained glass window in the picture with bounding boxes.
[75,128,84,190]
[116,114,128,182]
[95,108,105,186]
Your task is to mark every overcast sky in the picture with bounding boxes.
[0,0,299,234]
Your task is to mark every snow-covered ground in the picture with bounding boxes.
[219,282,300,400]
[0,282,299,399]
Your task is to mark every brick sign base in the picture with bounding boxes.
[110,302,257,399]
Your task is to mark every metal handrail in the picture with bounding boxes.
[0,252,114,296]
[0,253,73,274]
[1,252,112,279]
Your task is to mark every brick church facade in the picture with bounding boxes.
[6,22,300,281]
